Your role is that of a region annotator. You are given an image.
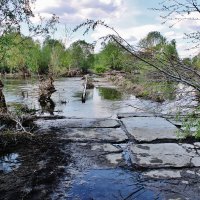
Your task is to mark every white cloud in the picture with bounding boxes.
[29,0,200,58]
[33,0,125,24]
[91,24,163,42]
[164,31,184,41]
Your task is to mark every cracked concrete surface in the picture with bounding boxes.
[130,143,200,168]
[121,116,181,142]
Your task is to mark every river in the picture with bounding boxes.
[3,77,156,118]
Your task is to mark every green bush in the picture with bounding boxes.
[94,65,108,73]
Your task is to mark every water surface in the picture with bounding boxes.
[3,77,151,118]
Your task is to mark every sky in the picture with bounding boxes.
[30,0,200,58]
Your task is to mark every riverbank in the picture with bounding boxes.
[106,71,176,103]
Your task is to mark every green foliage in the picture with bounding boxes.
[192,54,200,68]
[94,65,108,73]
[163,39,179,59]
[0,0,58,74]
[139,31,166,51]
[1,29,197,81]
[0,34,96,76]
[95,42,126,70]
[176,110,200,139]
[69,40,94,73]
[139,32,179,61]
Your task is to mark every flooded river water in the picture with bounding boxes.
[3,77,156,118]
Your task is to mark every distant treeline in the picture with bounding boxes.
[0,29,199,77]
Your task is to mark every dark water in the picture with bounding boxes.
[66,169,161,200]
[3,77,150,118]
[0,153,20,173]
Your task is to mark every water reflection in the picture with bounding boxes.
[73,91,92,101]
[66,169,160,200]
[0,153,20,173]
[98,87,122,100]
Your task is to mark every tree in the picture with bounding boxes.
[69,40,94,73]
[139,31,167,55]
[74,19,200,92]
[0,0,58,68]
[94,41,136,73]
[0,0,58,113]
[95,41,125,70]
[192,54,200,68]
[43,38,66,75]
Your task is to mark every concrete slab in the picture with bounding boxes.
[59,128,128,143]
[143,169,182,179]
[122,117,181,142]
[70,143,124,167]
[36,118,120,129]
[117,112,156,118]
[130,143,200,169]
[91,144,122,152]
[106,154,123,165]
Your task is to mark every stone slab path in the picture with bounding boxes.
[130,143,200,168]
[32,110,200,199]
[117,112,200,182]
[58,128,128,143]
[36,118,120,129]
[121,116,180,142]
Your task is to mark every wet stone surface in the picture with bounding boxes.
[122,117,180,142]
[117,112,157,118]
[130,143,200,169]
[68,142,125,169]
[56,128,128,143]
[36,118,120,129]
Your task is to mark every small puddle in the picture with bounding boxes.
[0,153,21,173]
[66,168,161,200]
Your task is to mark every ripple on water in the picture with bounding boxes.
[0,153,21,173]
